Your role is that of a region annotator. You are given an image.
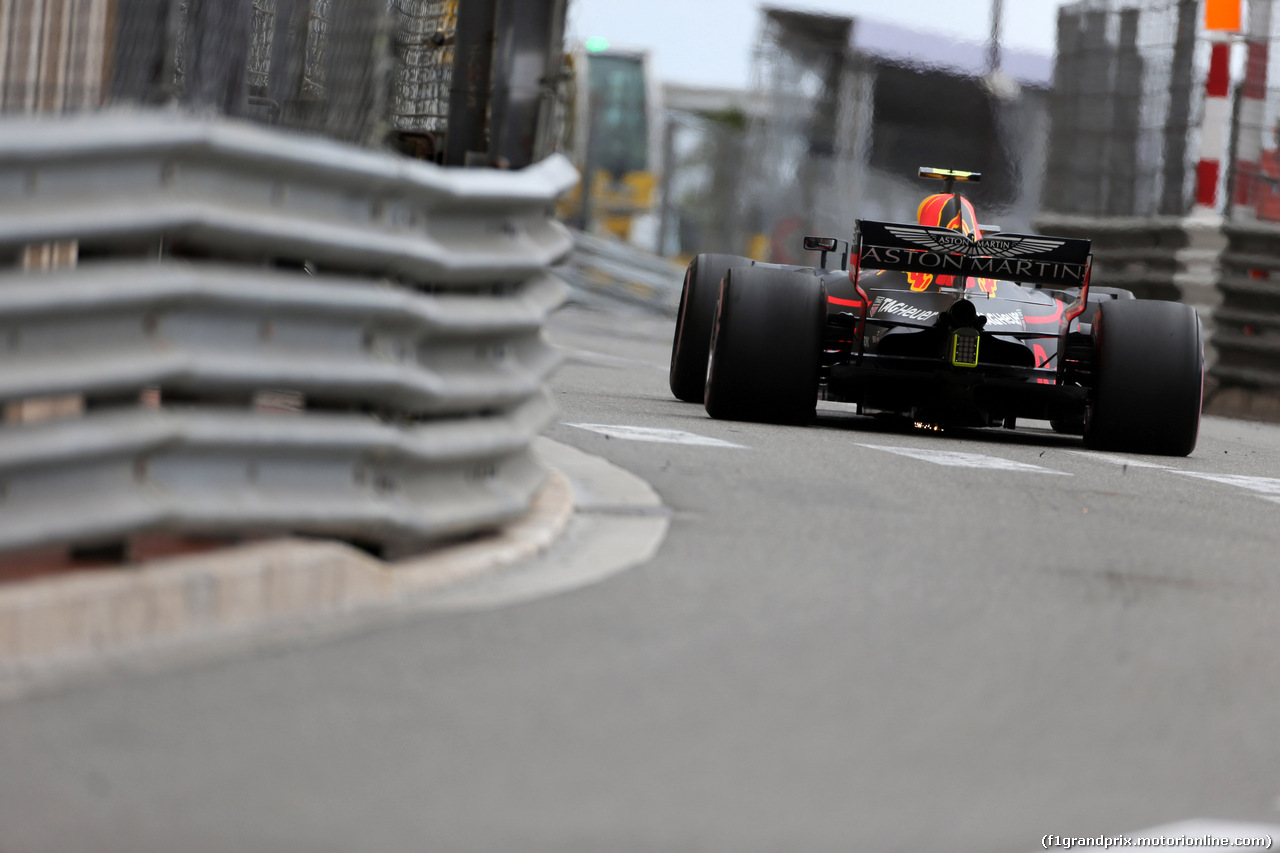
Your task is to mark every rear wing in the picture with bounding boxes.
[854,220,1092,289]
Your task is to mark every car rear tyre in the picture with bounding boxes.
[1079,286,1136,327]
[1049,414,1086,436]
[704,267,826,424]
[670,253,753,402]
[1083,299,1203,456]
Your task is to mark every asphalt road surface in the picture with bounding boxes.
[4,297,1280,852]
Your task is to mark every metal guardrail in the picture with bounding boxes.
[1034,214,1220,300]
[557,230,686,315]
[0,111,577,556]
[1034,213,1226,366]
[1211,221,1280,391]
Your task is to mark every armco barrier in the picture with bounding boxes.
[557,230,686,315]
[1211,221,1280,393]
[1034,212,1226,364]
[0,111,577,556]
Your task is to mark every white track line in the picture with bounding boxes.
[1067,450,1174,470]
[856,444,1070,474]
[1170,470,1280,497]
[566,423,747,449]
[1072,451,1280,505]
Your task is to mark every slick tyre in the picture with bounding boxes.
[1049,414,1085,436]
[670,253,753,402]
[1079,286,1136,327]
[704,267,826,424]
[1051,289,1139,435]
[1083,299,1203,456]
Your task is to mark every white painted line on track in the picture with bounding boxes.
[1070,451,1280,505]
[421,437,669,611]
[856,444,1070,474]
[566,423,747,449]
[1067,450,1174,470]
[1171,469,1280,497]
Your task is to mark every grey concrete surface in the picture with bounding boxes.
[4,299,1280,853]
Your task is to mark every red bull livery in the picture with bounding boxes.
[669,166,1204,455]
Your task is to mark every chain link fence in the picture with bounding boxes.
[737,9,1054,264]
[389,0,456,136]
[1042,0,1201,218]
[1,0,461,149]
[741,10,861,264]
[1229,0,1280,221]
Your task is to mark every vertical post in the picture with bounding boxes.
[709,116,746,254]
[1231,0,1272,215]
[267,0,308,127]
[531,0,569,164]
[1074,10,1112,216]
[986,0,1003,75]
[106,0,178,104]
[799,39,848,240]
[322,0,390,145]
[1106,8,1142,216]
[445,0,496,166]
[1043,6,1083,212]
[655,115,677,255]
[180,0,254,114]
[574,92,599,231]
[1194,38,1233,212]
[489,0,567,168]
[1159,0,1198,215]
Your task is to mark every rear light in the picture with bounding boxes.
[951,329,980,367]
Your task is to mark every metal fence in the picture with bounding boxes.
[1043,0,1201,218]
[389,0,457,135]
[0,111,576,557]
[740,8,1055,264]
[741,10,860,263]
[0,0,460,148]
[1227,0,1280,223]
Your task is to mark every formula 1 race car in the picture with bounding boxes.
[669,167,1203,456]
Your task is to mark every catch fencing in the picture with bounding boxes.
[1,0,459,149]
[1044,0,1201,218]
[0,111,576,556]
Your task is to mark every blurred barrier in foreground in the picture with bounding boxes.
[0,111,576,557]
[1,0,459,150]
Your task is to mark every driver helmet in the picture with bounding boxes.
[916,193,982,240]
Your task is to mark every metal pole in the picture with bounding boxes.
[574,93,600,231]
[489,0,567,168]
[107,0,180,104]
[1160,0,1198,215]
[1230,0,1275,217]
[655,115,677,255]
[180,0,253,114]
[445,0,497,166]
[987,0,1003,74]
